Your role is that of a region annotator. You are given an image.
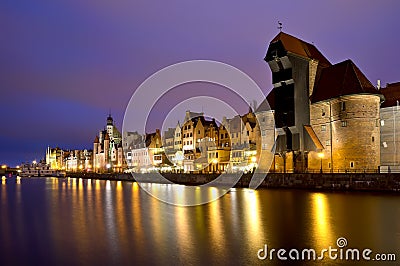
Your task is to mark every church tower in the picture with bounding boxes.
[107,113,114,142]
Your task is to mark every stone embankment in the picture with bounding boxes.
[65,172,400,192]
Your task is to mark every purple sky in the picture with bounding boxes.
[1,0,400,166]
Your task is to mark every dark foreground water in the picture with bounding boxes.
[1,177,399,265]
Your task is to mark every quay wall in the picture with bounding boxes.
[66,172,400,192]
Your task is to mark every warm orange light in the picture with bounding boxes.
[318,152,324,159]
[251,156,257,163]
[212,159,218,164]
[1,165,6,169]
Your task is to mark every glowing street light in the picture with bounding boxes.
[318,152,324,173]
[1,165,6,169]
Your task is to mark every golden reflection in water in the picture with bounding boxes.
[175,185,186,205]
[311,193,333,249]
[132,182,145,255]
[149,185,163,253]
[243,189,264,246]
[175,205,194,260]
[209,191,226,257]
[115,181,129,256]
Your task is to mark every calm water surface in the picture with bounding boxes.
[1,177,399,265]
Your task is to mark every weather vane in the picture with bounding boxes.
[278,21,283,32]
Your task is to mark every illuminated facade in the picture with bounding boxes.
[93,114,124,172]
[380,82,400,172]
[265,32,382,172]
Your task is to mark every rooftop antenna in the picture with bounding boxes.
[278,21,283,32]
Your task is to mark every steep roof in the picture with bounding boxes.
[380,82,400,108]
[163,128,175,139]
[311,59,381,103]
[270,32,331,67]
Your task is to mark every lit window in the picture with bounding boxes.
[340,101,346,111]
[341,121,347,127]
[383,142,388,148]
[380,120,384,126]
[321,125,326,131]
[325,140,330,146]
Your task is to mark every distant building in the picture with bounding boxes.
[127,129,165,172]
[380,82,400,172]
[93,114,125,172]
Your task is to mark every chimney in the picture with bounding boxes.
[377,79,381,90]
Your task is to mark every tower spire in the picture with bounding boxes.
[277,21,283,32]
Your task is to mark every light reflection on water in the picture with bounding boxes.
[0,177,400,265]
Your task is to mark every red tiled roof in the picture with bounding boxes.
[271,32,331,67]
[380,82,400,108]
[311,59,381,103]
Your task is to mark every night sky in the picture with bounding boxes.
[1,0,400,166]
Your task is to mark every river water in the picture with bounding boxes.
[1,177,399,265]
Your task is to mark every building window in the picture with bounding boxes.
[198,130,200,134]
[372,136,375,142]
[340,101,346,111]
[247,131,249,136]
[383,142,388,148]
[183,134,186,138]
[380,119,384,127]
[262,130,266,136]
[321,125,326,131]
[350,161,354,168]
[328,162,331,169]
[216,152,218,158]
[225,133,228,138]
[322,109,325,116]
[341,121,347,127]
[184,126,187,130]
[188,125,191,129]
[190,141,192,145]
[190,133,192,137]
[221,134,224,139]
[325,140,330,146]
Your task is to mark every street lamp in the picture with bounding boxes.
[106,163,111,173]
[212,158,218,173]
[318,152,324,173]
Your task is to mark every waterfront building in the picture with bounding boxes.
[46,147,65,170]
[380,82,400,172]
[128,129,165,172]
[265,32,382,172]
[93,114,124,173]
[64,149,92,172]
[309,60,382,172]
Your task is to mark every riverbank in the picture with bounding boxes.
[64,172,400,192]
